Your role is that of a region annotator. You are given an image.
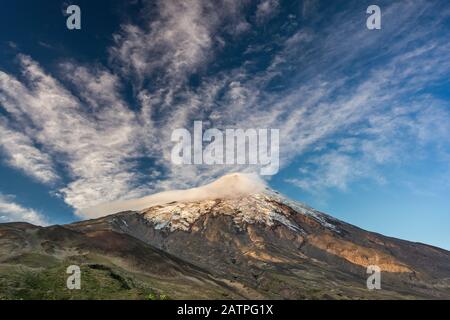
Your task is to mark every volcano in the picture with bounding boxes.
[1,173,449,299]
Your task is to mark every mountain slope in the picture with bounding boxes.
[1,174,450,299]
[0,222,251,299]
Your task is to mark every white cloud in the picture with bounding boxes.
[109,0,249,85]
[0,194,48,226]
[286,99,450,193]
[0,119,58,184]
[255,0,279,24]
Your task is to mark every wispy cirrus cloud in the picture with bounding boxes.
[0,194,48,226]
[255,0,279,24]
[109,0,250,85]
[0,55,149,214]
[0,119,58,184]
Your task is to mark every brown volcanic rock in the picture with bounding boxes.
[306,233,411,272]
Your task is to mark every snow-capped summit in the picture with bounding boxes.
[139,173,338,233]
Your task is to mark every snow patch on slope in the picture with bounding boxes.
[140,189,339,233]
[141,193,310,233]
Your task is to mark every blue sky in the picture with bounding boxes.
[0,0,450,249]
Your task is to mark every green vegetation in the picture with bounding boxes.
[0,256,169,300]
[145,293,170,300]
